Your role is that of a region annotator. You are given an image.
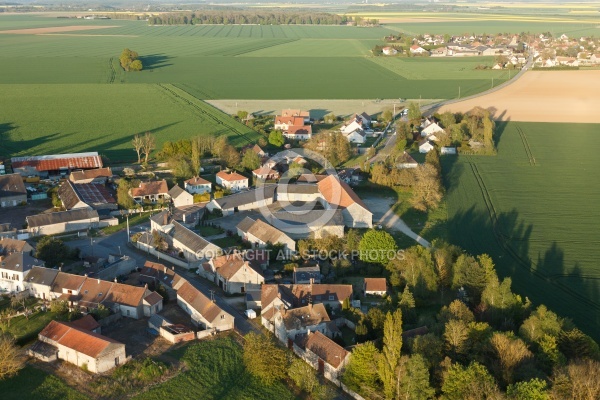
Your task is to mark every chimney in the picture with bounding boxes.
[164,266,167,273]
[309,278,314,285]
[84,273,88,277]
[144,283,148,289]
[97,279,100,284]
[307,329,311,336]
[114,277,117,283]
[58,266,62,272]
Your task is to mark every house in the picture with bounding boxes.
[284,125,312,140]
[293,331,350,384]
[281,109,311,123]
[363,278,387,296]
[103,283,154,319]
[215,171,249,192]
[69,167,112,184]
[168,185,193,208]
[410,45,428,54]
[273,303,331,343]
[130,180,170,204]
[430,47,448,57]
[317,175,373,228]
[245,290,262,310]
[591,54,600,64]
[0,173,27,207]
[441,147,457,155]
[11,152,103,178]
[210,253,265,294]
[206,185,276,216]
[184,177,212,195]
[236,217,296,253]
[50,272,87,301]
[274,116,306,132]
[244,249,270,269]
[70,314,101,334]
[176,280,234,331]
[25,266,59,300]
[293,265,321,284]
[340,119,365,144]
[0,252,44,293]
[344,129,366,144]
[419,139,435,153]
[171,204,206,228]
[165,220,222,263]
[34,320,127,373]
[252,165,280,181]
[382,46,398,56]
[58,180,116,211]
[421,122,445,137]
[0,238,33,254]
[26,209,99,236]
[250,144,267,158]
[397,152,418,169]
[0,223,16,240]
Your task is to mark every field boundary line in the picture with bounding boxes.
[516,124,536,166]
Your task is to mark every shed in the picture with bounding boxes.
[245,309,257,319]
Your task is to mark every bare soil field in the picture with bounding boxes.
[207,98,441,119]
[437,70,600,123]
[0,25,119,34]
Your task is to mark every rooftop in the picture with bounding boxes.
[216,171,248,182]
[39,320,123,359]
[26,209,99,228]
[131,180,169,197]
[0,173,27,198]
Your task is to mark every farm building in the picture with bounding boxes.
[26,209,99,236]
[25,266,59,300]
[276,183,320,203]
[441,147,457,155]
[57,180,116,211]
[266,208,345,239]
[208,253,265,294]
[236,217,296,253]
[184,176,212,194]
[130,180,169,204]
[152,219,222,263]
[206,185,276,216]
[0,173,27,207]
[317,175,372,228]
[176,281,234,332]
[363,278,387,296]
[0,252,44,293]
[11,152,103,178]
[261,284,353,318]
[33,320,127,373]
[216,171,249,192]
[69,167,113,184]
[252,165,280,181]
[168,185,193,208]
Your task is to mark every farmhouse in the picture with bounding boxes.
[421,122,444,137]
[0,173,27,207]
[69,167,112,184]
[176,280,234,331]
[216,171,249,192]
[184,176,212,194]
[26,209,100,236]
[153,219,222,263]
[340,118,365,144]
[210,253,265,294]
[50,271,87,301]
[397,151,418,169]
[168,184,193,208]
[410,45,428,55]
[34,320,127,373]
[274,116,305,132]
[130,180,170,204]
[317,175,373,228]
[206,185,276,216]
[363,278,387,296]
[273,303,332,343]
[11,152,103,178]
[0,252,44,293]
[103,283,155,319]
[293,331,350,384]
[236,217,296,253]
[281,109,310,123]
[261,283,353,319]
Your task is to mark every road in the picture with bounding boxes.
[65,225,262,335]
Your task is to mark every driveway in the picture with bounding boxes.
[209,210,263,233]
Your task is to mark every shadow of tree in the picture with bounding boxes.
[138,54,173,70]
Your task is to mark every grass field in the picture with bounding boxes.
[134,336,295,400]
[0,365,87,400]
[442,121,600,341]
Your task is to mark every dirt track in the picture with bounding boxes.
[437,70,600,123]
[0,25,119,34]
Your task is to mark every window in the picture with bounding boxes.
[221,315,225,319]
[126,310,130,316]
[329,295,334,301]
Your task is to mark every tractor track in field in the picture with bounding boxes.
[516,124,536,166]
[107,57,116,84]
[469,161,600,311]
[156,84,253,145]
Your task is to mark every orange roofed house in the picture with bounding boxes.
[130,180,170,204]
[216,171,249,192]
[274,110,312,140]
[317,175,372,228]
[293,331,350,384]
[32,320,127,373]
[363,278,387,296]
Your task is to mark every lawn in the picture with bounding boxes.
[6,309,63,345]
[212,236,245,249]
[133,336,295,400]
[442,121,600,341]
[196,225,225,237]
[0,365,87,400]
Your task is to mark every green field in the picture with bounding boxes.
[442,122,600,340]
[0,365,87,400]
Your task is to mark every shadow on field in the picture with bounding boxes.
[139,53,173,70]
[442,157,600,342]
[0,123,64,158]
[308,109,331,120]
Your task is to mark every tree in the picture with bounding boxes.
[442,362,500,400]
[221,145,241,168]
[439,111,456,130]
[269,130,285,147]
[10,297,31,320]
[117,179,137,210]
[132,134,144,163]
[36,236,70,268]
[212,136,229,158]
[410,163,443,212]
[190,137,202,176]
[342,341,380,394]
[410,333,444,370]
[382,108,393,123]
[407,102,422,126]
[397,354,435,400]
[399,285,416,322]
[0,334,25,380]
[288,358,320,395]
[129,59,143,71]
[324,113,337,124]
[358,229,398,265]
[237,110,249,120]
[425,147,441,173]
[519,305,562,343]
[378,309,403,399]
[551,359,600,400]
[507,378,549,400]
[396,121,412,141]
[258,137,268,147]
[240,149,261,172]
[483,113,495,149]
[243,332,288,385]
[558,328,600,360]
[141,131,155,164]
[452,254,489,304]
[490,332,532,384]
[444,319,469,357]
[387,245,438,299]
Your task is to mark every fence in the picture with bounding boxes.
[134,241,201,270]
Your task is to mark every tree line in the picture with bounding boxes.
[148,11,354,26]
[119,48,143,72]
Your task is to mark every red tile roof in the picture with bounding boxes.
[70,315,100,331]
[364,278,387,293]
[69,167,112,182]
[304,331,349,368]
[143,291,163,306]
[12,153,102,172]
[39,320,123,359]
[286,125,312,135]
[317,175,368,210]
[216,171,247,182]
[185,176,211,185]
[131,180,169,197]
[275,116,305,126]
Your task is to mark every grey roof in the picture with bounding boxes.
[170,221,215,253]
[0,252,43,273]
[245,290,262,303]
[268,201,324,213]
[236,216,255,233]
[57,180,83,210]
[237,218,292,246]
[25,266,59,286]
[214,185,276,210]
[168,184,186,198]
[271,209,344,227]
[150,210,169,227]
[0,173,27,198]
[149,314,172,328]
[0,223,14,233]
[277,183,319,195]
[27,209,99,228]
[398,152,418,165]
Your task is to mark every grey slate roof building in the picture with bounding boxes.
[0,173,27,207]
[27,209,99,228]
[25,266,59,287]
[213,185,277,210]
